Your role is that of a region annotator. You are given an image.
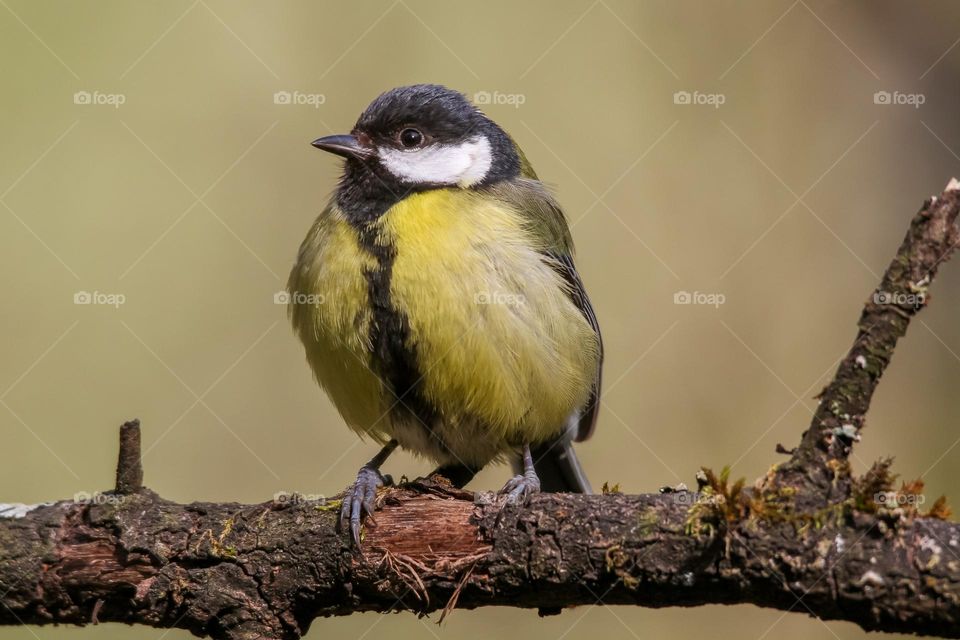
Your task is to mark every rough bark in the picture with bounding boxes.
[776,178,960,509]
[2,180,960,640]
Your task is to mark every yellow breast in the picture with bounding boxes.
[288,209,389,440]
[376,189,599,445]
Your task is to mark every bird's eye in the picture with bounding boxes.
[399,128,423,149]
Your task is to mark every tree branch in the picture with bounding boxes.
[2,180,960,640]
[777,178,960,508]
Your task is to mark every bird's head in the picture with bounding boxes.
[313,85,522,217]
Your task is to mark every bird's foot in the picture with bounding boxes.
[339,465,393,547]
[498,469,541,504]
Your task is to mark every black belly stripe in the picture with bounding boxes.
[333,160,450,446]
[355,223,440,437]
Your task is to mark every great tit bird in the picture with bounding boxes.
[287,84,602,545]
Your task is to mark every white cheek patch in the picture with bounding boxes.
[378,135,492,187]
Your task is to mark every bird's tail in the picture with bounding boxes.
[516,439,593,494]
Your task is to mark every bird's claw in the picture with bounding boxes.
[498,471,541,505]
[339,466,392,547]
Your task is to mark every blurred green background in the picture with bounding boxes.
[3,1,960,638]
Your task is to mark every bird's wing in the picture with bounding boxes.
[546,251,603,441]
[486,178,604,442]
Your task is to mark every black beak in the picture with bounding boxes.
[311,134,372,161]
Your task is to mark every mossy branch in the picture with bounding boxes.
[776,178,960,508]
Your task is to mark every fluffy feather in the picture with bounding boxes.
[288,188,600,467]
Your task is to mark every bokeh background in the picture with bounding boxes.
[3,1,960,638]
